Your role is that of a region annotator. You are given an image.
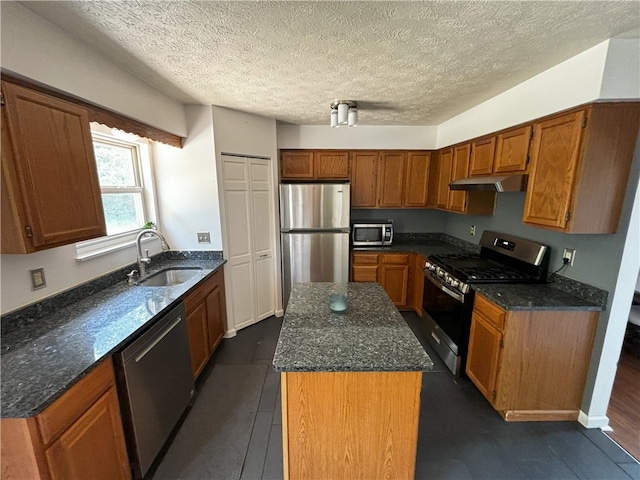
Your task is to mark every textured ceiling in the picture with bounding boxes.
[19,1,640,126]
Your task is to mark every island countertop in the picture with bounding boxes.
[273,282,433,372]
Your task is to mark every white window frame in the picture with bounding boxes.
[76,125,159,261]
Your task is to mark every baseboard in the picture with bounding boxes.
[224,329,237,338]
[276,309,284,317]
[578,410,610,429]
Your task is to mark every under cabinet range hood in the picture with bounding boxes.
[449,174,528,192]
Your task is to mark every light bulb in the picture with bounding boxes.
[337,103,348,124]
[348,107,358,127]
[330,109,338,128]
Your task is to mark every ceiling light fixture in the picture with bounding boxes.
[330,100,357,128]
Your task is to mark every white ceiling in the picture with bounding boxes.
[19,1,640,126]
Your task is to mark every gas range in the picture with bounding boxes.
[425,231,550,296]
[420,231,550,376]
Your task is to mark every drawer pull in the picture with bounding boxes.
[430,332,441,345]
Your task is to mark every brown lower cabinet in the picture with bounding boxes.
[351,252,414,309]
[1,358,131,480]
[185,267,227,378]
[466,294,598,421]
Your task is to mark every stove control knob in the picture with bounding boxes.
[450,279,460,288]
[425,261,432,270]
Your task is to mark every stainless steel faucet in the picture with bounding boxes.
[136,229,170,276]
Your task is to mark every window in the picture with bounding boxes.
[76,125,158,260]
[93,134,146,235]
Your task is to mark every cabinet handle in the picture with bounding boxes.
[259,254,268,258]
[430,332,441,345]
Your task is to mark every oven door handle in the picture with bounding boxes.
[424,272,465,303]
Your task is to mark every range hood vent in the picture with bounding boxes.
[449,174,527,192]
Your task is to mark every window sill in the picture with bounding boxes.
[75,230,157,261]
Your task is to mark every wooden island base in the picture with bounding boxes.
[281,371,422,480]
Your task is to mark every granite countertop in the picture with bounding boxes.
[352,234,606,312]
[273,282,433,372]
[473,283,605,311]
[1,253,225,418]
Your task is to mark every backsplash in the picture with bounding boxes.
[1,251,223,335]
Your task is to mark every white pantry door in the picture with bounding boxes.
[221,155,276,332]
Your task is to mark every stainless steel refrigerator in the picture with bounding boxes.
[280,183,350,308]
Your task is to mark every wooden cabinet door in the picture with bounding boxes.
[281,150,314,179]
[350,151,379,207]
[378,152,405,208]
[403,152,431,207]
[315,151,349,179]
[523,111,586,230]
[186,302,209,378]
[380,264,409,307]
[45,388,130,480]
[448,144,470,213]
[426,152,441,208]
[1,81,106,253]
[206,285,226,354]
[469,136,496,176]
[466,312,503,405]
[494,125,532,174]
[380,254,410,308]
[436,149,452,209]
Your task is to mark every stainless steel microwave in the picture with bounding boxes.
[352,221,393,247]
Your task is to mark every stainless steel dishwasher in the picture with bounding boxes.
[115,301,193,479]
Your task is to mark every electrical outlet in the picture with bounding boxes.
[470,225,476,236]
[30,267,47,290]
[197,232,211,244]
[563,248,576,266]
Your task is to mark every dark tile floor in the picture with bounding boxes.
[151,313,640,480]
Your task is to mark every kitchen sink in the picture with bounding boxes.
[138,267,202,286]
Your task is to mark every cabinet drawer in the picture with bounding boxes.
[352,266,379,282]
[381,253,410,265]
[184,269,221,312]
[473,295,506,331]
[37,358,115,446]
[352,253,379,265]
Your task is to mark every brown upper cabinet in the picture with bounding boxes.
[404,152,431,207]
[469,125,532,177]
[449,144,471,213]
[435,148,453,209]
[523,103,640,233]
[494,125,532,174]
[377,151,406,208]
[280,150,349,181]
[431,145,494,215]
[1,80,106,254]
[349,150,431,209]
[469,136,496,176]
[350,151,379,207]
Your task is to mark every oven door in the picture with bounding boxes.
[421,271,474,376]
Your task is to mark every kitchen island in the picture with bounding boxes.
[273,282,432,480]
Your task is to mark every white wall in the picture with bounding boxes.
[0,2,188,314]
[153,106,223,250]
[0,240,165,315]
[277,125,438,149]
[600,38,640,100]
[436,40,610,147]
[210,106,284,323]
[0,2,187,136]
